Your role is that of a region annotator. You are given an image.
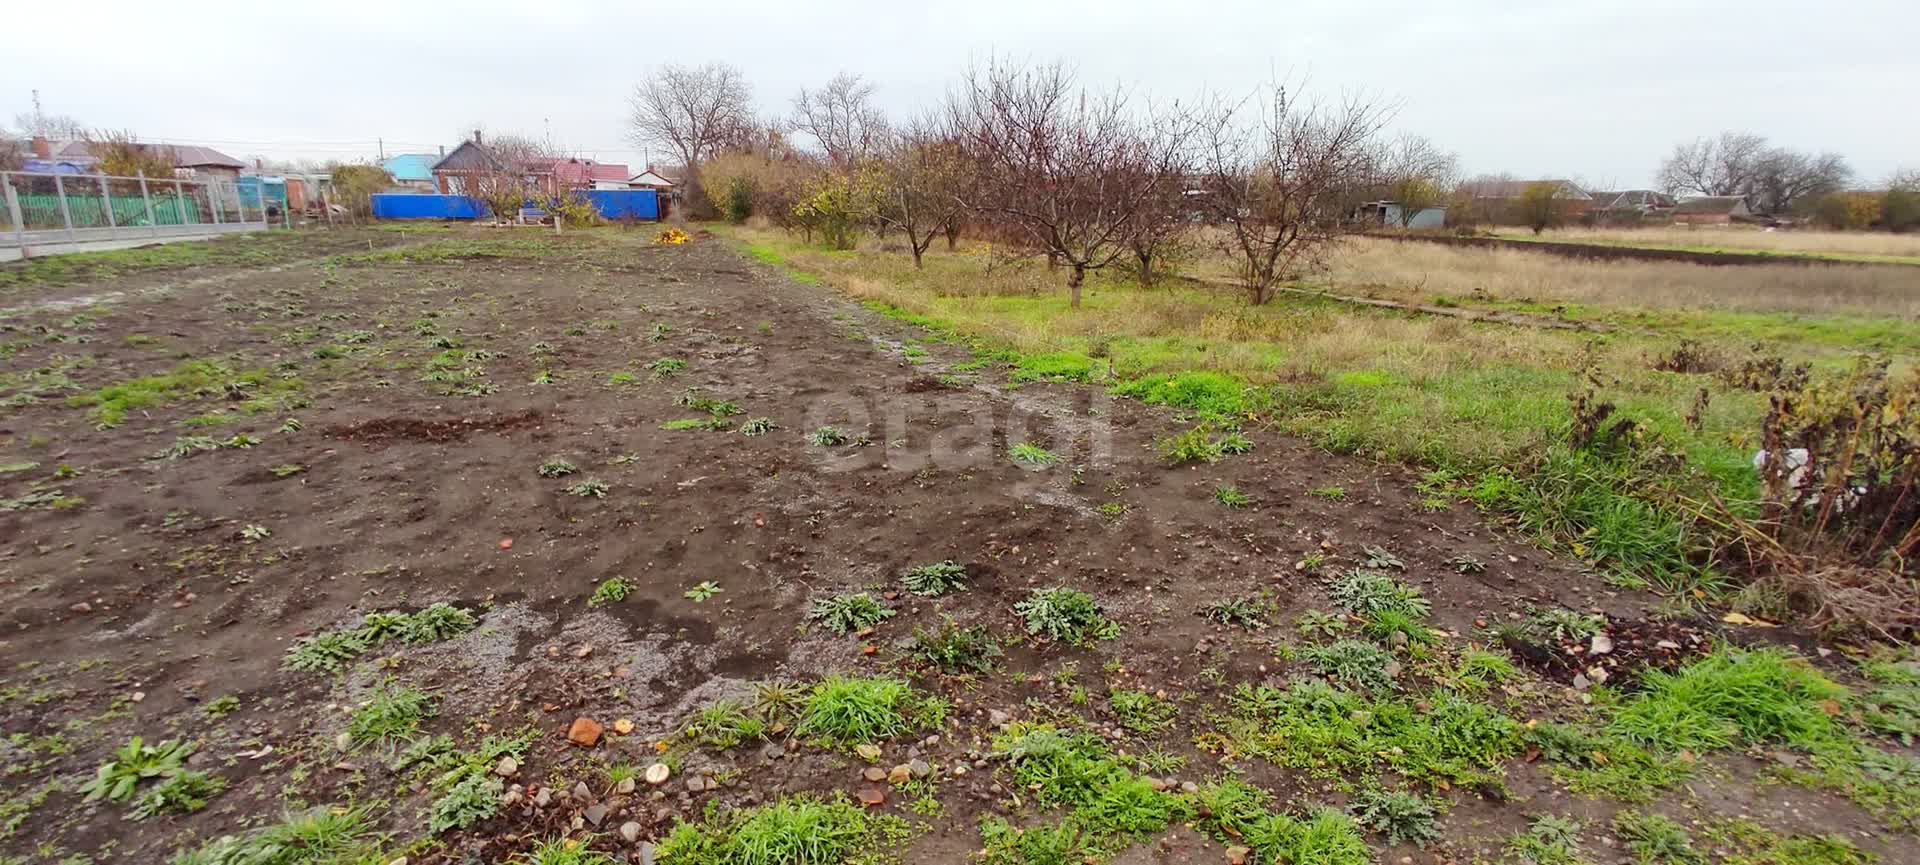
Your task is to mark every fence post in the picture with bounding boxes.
[139,172,159,237]
[4,173,25,249]
[173,179,189,229]
[209,180,222,225]
[53,173,77,242]
[96,173,118,229]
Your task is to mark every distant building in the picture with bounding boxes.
[381,153,441,191]
[1353,200,1447,230]
[20,136,245,180]
[628,168,677,190]
[1585,189,1677,221]
[1673,195,1752,225]
[550,159,632,190]
[1458,178,1596,224]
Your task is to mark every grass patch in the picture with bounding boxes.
[1222,680,1520,789]
[910,620,1003,674]
[655,794,908,865]
[347,683,436,749]
[68,360,300,429]
[796,676,937,747]
[283,603,476,673]
[809,592,896,635]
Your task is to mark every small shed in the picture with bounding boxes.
[1354,200,1447,230]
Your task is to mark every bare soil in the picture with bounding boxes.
[0,226,1899,863]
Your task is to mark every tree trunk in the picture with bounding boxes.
[945,223,960,251]
[1067,264,1085,308]
[1135,248,1154,287]
[1047,250,1060,271]
[911,244,924,269]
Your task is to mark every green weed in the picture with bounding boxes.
[685,580,723,602]
[1009,442,1059,466]
[901,561,967,596]
[566,479,610,498]
[685,700,768,749]
[809,592,896,635]
[1349,788,1440,847]
[538,457,578,478]
[80,737,191,803]
[348,683,436,749]
[910,620,1003,675]
[588,577,632,608]
[1015,588,1119,646]
[1108,690,1176,735]
[1214,485,1253,508]
[797,677,918,746]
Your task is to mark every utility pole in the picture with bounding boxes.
[378,138,385,161]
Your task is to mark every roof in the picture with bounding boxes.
[46,139,243,169]
[546,159,632,185]
[430,140,503,172]
[382,153,439,182]
[1466,179,1591,200]
[629,169,676,187]
[1675,196,1748,215]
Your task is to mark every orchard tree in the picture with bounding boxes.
[1515,181,1566,234]
[791,73,889,169]
[1884,169,1920,232]
[947,59,1196,307]
[328,164,393,218]
[85,130,176,179]
[1192,85,1385,305]
[871,124,969,268]
[627,63,755,215]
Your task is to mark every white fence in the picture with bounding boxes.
[1,170,274,255]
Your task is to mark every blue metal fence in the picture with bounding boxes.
[369,190,658,222]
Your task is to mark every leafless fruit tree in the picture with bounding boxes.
[1193,86,1385,305]
[1380,133,1457,228]
[871,123,970,268]
[947,59,1196,308]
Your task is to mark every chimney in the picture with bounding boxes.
[473,130,483,144]
[31,136,51,158]
[438,145,445,156]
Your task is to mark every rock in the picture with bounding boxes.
[952,765,968,777]
[864,767,888,782]
[1388,631,1408,649]
[1571,673,1592,690]
[1589,634,1614,655]
[855,743,883,762]
[613,718,635,735]
[620,821,643,844]
[760,743,786,761]
[572,781,593,801]
[923,735,941,747]
[858,786,887,807]
[686,776,707,793]
[1179,781,1199,794]
[501,788,524,806]
[1656,639,1680,650]
[388,858,409,865]
[494,756,519,777]
[568,717,605,747]
[909,759,932,779]
[1226,846,1251,865]
[636,842,656,865]
[1148,778,1170,792]
[988,709,1012,728]
[533,788,553,807]
[645,763,672,786]
[70,601,92,614]
[334,732,353,751]
[584,804,608,826]
[615,777,636,795]
[887,764,912,785]
[573,644,594,659]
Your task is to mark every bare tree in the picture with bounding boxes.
[627,63,755,215]
[791,73,889,169]
[1750,148,1851,215]
[947,60,1195,307]
[1126,167,1195,286]
[1192,85,1385,305]
[871,122,969,268]
[1658,132,1768,197]
[1381,134,1457,228]
[1657,132,1851,214]
[12,109,87,139]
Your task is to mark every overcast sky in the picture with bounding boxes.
[9,0,1916,187]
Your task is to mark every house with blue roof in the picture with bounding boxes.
[381,153,440,190]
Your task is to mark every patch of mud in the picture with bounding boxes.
[324,409,545,446]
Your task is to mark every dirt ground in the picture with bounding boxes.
[0,226,1903,863]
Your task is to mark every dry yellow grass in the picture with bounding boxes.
[1497,225,1920,260]
[1303,238,1920,319]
